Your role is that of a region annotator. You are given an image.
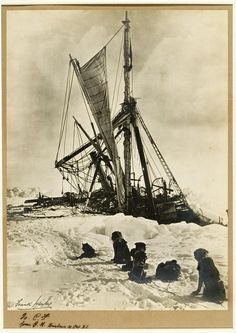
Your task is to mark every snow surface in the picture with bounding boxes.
[7,212,228,310]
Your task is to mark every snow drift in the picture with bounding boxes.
[7,212,228,310]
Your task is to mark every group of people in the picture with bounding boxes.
[77,231,226,304]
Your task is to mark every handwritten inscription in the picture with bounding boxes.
[19,313,88,329]
[16,296,53,310]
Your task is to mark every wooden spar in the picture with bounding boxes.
[73,116,113,191]
[122,12,155,216]
[55,138,98,168]
[91,122,98,140]
[85,160,100,206]
[73,116,103,155]
[133,120,156,218]
[122,11,132,213]
[89,151,111,192]
[56,126,123,174]
[122,13,155,217]
[123,11,131,103]
[56,109,129,169]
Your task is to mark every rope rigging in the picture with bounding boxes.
[78,125,86,183]
[56,61,73,161]
[140,125,163,179]
[72,121,76,155]
[104,25,124,49]
[113,72,123,118]
[130,30,134,97]
[136,106,187,202]
[142,140,158,181]
[63,69,74,158]
[111,34,124,116]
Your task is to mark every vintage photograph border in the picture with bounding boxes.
[2,3,233,329]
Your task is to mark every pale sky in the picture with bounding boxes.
[6,7,229,216]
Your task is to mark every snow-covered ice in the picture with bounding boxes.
[7,212,228,310]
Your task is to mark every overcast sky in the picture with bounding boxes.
[6,7,229,216]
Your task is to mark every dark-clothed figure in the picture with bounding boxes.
[128,242,148,282]
[78,243,97,259]
[192,248,226,303]
[111,231,131,264]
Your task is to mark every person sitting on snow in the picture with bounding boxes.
[78,243,97,259]
[111,231,131,264]
[128,242,148,282]
[191,248,226,303]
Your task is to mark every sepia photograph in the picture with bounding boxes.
[2,4,233,328]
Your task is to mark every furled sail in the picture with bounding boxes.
[76,47,125,208]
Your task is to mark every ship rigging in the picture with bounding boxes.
[55,12,201,224]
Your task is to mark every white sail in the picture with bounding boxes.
[78,47,125,208]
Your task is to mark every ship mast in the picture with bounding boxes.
[122,11,132,213]
[122,12,156,218]
[123,11,131,102]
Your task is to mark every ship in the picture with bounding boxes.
[55,12,210,225]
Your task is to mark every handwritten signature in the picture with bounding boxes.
[19,313,88,329]
[15,296,52,310]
